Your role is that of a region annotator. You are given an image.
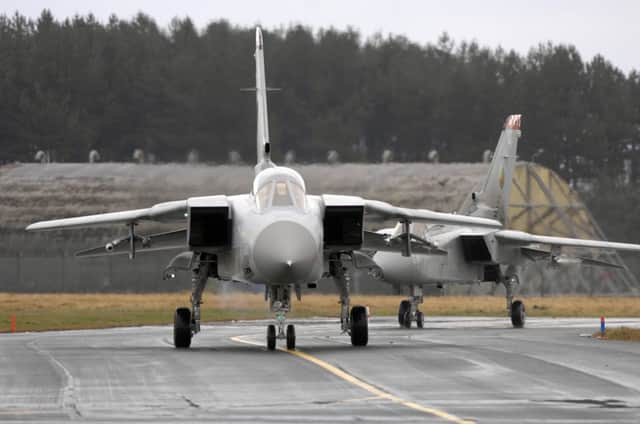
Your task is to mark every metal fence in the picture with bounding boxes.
[1,251,637,295]
[0,252,395,294]
[0,252,191,292]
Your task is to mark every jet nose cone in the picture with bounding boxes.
[253,221,318,283]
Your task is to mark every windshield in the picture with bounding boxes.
[256,180,305,210]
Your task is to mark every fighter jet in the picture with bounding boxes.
[371,114,640,329]
[26,28,502,350]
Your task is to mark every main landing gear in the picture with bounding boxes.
[398,285,425,329]
[266,285,296,351]
[174,253,215,348]
[504,274,525,328]
[331,254,368,347]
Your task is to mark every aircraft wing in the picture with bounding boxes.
[363,199,502,228]
[495,230,640,253]
[520,246,623,268]
[25,200,187,231]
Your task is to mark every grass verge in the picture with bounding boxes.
[1,293,639,332]
[593,327,640,342]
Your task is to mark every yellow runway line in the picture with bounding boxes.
[230,335,474,424]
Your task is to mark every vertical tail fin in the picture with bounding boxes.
[459,114,522,224]
[254,27,274,174]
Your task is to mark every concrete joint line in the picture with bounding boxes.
[27,340,82,419]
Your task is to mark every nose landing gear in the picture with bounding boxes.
[286,324,296,350]
[266,285,296,351]
[398,285,424,329]
[504,274,526,328]
[267,324,276,350]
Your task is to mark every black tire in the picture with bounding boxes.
[350,305,368,347]
[416,311,424,329]
[402,310,412,329]
[174,307,192,348]
[286,324,296,350]
[267,324,276,351]
[398,300,411,326]
[511,300,526,328]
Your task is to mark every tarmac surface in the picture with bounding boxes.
[2,316,640,423]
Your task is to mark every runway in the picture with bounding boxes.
[2,317,640,423]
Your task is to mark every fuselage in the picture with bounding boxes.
[374,223,492,286]
[215,167,324,286]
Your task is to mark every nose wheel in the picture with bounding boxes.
[504,274,526,328]
[416,311,424,328]
[267,324,276,350]
[398,300,411,327]
[398,285,424,329]
[286,324,296,350]
[266,285,296,350]
[266,323,296,351]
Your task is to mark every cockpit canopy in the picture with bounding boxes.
[253,167,306,210]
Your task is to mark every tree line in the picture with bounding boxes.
[1,10,639,182]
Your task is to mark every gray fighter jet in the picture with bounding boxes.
[372,115,640,329]
[26,28,502,350]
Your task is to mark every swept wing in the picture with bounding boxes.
[495,230,640,253]
[26,200,187,231]
[363,199,502,228]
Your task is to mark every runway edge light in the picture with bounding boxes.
[600,316,605,337]
[10,315,16,333]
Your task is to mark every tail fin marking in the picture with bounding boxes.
[459,114,522,224]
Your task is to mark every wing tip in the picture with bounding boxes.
[504,114,522,130]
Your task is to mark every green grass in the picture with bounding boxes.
[2,293,640,332]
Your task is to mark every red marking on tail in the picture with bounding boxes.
[504,114,522,130]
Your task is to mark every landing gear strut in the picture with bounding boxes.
[331,254,368,347]
[266,285,296,350]
[504,274,525,328]
[173,253,215,348]
[398,285,424,329]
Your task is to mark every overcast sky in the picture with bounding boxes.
[3,0,638,74]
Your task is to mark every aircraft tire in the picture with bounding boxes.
[511,300,526,328]
[173,307,192,349]
[398,300,411,326]
[350,305,368,347]
[402,310,412,329]
[267,324,277,350]
[286,324,296,350]
[416,311,424,328]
